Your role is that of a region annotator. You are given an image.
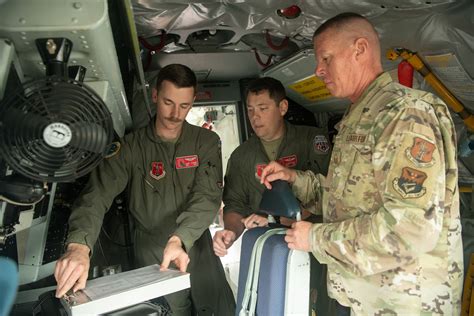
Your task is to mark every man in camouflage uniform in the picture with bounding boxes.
[261,13,463,315]
[54,64,234,315]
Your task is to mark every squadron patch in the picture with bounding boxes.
[313,135,330,154]
[104,141,121,159]
[150,161,166,180]
[405,137,436,167]
[175,155,199,169]
[392,167,427,198]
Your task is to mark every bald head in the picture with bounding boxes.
[312,12,383,102]
[313,13,381,63]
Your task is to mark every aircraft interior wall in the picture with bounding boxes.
[0,0,473,315]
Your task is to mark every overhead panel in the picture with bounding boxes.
[0,0,132,136]
[262,49,349,113]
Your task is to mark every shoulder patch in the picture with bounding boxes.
[392,167,427,198]
[104,141,121,159]
[405,137,436,167]
[313,135,330,154]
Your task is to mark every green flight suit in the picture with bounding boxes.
[66,120,234,315]
[223,121,331,217]
[223,121,333,315]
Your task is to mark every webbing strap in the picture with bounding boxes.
[239,228,286,316]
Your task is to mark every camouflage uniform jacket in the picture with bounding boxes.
[66,120,223,265]
[223,121,331,217]
[293,73,463,315]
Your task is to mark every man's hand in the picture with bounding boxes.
[160,235,189,272]
[212,229,237,257]
[54,243,90,298]
[260,161,297,189]
[285,221,312,252]
[241,214,268,229]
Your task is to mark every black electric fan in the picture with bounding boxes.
[0,38,114,183]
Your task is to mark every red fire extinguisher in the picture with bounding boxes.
[398,60,414,88]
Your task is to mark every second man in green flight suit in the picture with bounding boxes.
[213,76,333,314]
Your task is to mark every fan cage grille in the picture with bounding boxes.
[0,77,114,182]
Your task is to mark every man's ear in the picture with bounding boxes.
[279,99,289,116]
[152,88,158,103]
[354,37,369,59]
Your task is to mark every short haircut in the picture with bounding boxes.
[155,64,197,93]
[246,77,286,105]
[313,12,369,39]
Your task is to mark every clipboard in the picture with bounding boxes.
[60,264,190,315]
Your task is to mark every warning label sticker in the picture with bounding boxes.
[288,76,332,101]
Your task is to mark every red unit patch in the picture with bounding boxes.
[278,154,297,168]
[150,161,165,180]
[175,155,199,169]
[255,164,267,178]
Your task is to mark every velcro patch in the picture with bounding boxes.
[405,137,436,167]
[392,167,427,198]
[175,155,199,169]
[150,161,166,180]
[346,133,367,144]
[278,154,298,168]
[254,155,298,178]
[255,164,266,178]
[313,135,330,153]
[105,141,121,159]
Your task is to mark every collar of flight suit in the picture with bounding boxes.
[145,117,190,144]
[255,120,295,160]
[336,72,393,132]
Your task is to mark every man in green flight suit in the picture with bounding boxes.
[212,77,333,314]
[54,64,234,315]
[261,13,463,315]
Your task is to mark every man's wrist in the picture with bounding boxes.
[289,169,297,184]
[66,242,90,255]
[168,235,183,246]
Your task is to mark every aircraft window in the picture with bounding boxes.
[186,104,241,174]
